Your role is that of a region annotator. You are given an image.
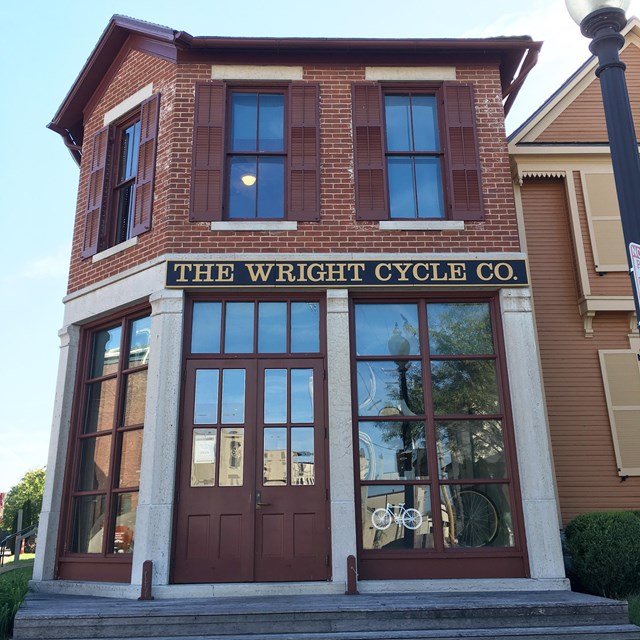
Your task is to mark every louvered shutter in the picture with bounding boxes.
[82,125,113,258]
[132,93,160,236]
[352,83,388,220]
[442,82,484,221]
[289,82,320,221]
[190,81,226,221]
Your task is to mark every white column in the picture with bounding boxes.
[131,289,184,587]
[33,325,80,581]
[500,288,565,580]
[325,289,357,585]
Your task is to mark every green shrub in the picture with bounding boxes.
[565,511,640,599]
[0,567,31,640]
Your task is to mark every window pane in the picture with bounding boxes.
[224,302,254,353]
[113,492,138,554]
[71,495,105,553]
[264,427,287,485]
[128,316,151,367]
[436,420,506,480]
[231,93,257,151]
[427,303,494,355]
[191,428,216,487]
[358,421,427,481]
[256,157,285,219]
[118,429,144,488]
[115,186,135,243]
[194,369,219,424]
[222,369,246,424]
[118,121,141,181]
[291,427,315,485]
[191,302,222,353]
[264,369,287,424]
[291,369,314,423]
[411,95,439,151]
[291,302,320,353]
[354,303,420,356]
[219,428,244,487]
[77,435,112,491]
[388,157,417,219]
[431,360,499,415]
[84,379,117,433]
[384,95,411,151]
[229,157,257,218]
[357,361,424,417]
[258,93,284,152]
[415,158,444,219]
[90,326,121,378]
[123,370,147,427]
[361,485,433,550]
[258,302,287,353]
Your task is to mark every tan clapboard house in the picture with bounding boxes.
[509,19,640,525]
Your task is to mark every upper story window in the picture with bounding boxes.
[81,94,160,259]
[189,81,320,223]
[353,82,484,222]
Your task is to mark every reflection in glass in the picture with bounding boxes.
[71,495,106,553]
[361,485,433,551]
[231,93,258,151]
[224,302,254,353]
[354,304,420,357]
[357,361,424,417]
[113,492,138,553]
[291,302,320,353]
[123,370,147,427]
[291,428,315,485]
[384,95,439,152]
[264,369,287,424]
[258,302,287,353]
[84,379,117,433]
[77,435,112,491]
[219,428,244,486]
[388,157,416,218]
[118,429,144,488]
[436,420,506,480]
[256,158,285,219]
[90,325,121,378]
[358,421,427,481]
[128,316,151,367]
[191,302,222,353]
[222,369,246,424]
[191,429,216,487]
[258,94,285,151]
[415,158,444,219]
[431,360,499,415]
[194,369,219,424]
[291,369,314,423]
[263,427,287,485]
[427,303,493,355]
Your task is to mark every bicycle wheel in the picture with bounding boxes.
[451,490,499,547]
[371,508,392,530]
[402,508,422,530]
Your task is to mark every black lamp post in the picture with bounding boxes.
[566,0,640,337]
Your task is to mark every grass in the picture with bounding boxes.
[628,594,640,626]
[0,554,35,574]
[0,565,32,640]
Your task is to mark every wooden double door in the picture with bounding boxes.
[173,358,329,583]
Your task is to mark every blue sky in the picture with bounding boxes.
[0,0,635,492]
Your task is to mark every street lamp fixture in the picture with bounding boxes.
[565,0,640,338]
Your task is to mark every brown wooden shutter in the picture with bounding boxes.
[132,93,160,236]
[288,82,320,221]
[82,125,113,258]
[190,81,226,222]
[442,82,484,221]
[352,82,388,220]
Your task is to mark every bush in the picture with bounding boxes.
[565,511,640,599]
[0,567,31,640]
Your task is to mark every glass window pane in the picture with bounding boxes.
[90,326,121,378]
[258,302,287,353]
[427,303,494,355]
[231,93,257,151]
[191,428,216,487]
[119,121,141,181]
[291,427,315,485]
[264,369,287,424]
[224,302,254,353]
[291,302,320,353]
[441,484,514,548]
[361,485,432,551]
[128,316,151,367]
[191,302,222,354]
[228,157,257,218]
[113,492,138,554]
[71,495,105,553]
[384,95,411,151]
[415,158,444,219]
[118,429,144,488]
[77,435,112,491]
[219,428,244,487]
[258,93,284,152]
[84,379,117,433]
[256,157,285,219]
[358,421,427,481]
[354,303,420,356]
[357,361,424,417]
[431,360,499,415]
[436,420,506,480]
[388,157,417,219]
[263,427,287,485]
[411,95,439,151]
[123,370,147,427]
[194,369,219,424]
[222,369,246,424]
[291,369,314,423]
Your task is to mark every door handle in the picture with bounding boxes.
[256,491,271,509]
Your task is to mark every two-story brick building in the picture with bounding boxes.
[34,15,567,597]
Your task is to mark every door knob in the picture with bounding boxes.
[256,491,271,508]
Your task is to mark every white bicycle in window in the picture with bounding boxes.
[371,502,423,531]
